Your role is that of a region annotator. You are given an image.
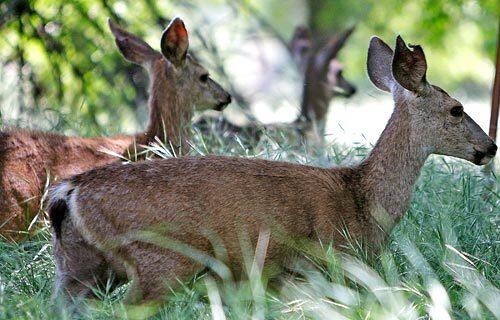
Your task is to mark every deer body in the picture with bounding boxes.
[49,36,496,304]
[0,131,132,241]
[0,18,230,241]
[51,157,364,301]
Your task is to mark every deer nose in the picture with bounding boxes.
[487,143,497,157]
[213,95,231,111]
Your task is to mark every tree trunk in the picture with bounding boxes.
[482,20,499,186]
[488,22,500,142]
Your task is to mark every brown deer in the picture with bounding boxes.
[195,26,356,147]
[292,26,357,146]
[48,36,496,305]
[0,17,231,241]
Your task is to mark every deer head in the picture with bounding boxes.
[367,36,497,165]
[290,26,357,121]
[108,17,231,114]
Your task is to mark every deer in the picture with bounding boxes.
[292,26,357,146]
[48,35,496,307]
[195,26,356,147]
[0,17,231,242]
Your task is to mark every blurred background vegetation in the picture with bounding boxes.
[0,0,498,136]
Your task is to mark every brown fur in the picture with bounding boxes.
[49,36,496,305]
[0,18,230,241]
[0,131,132,241]
[108,17,231,157]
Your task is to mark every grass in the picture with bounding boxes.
[0,123,499,319]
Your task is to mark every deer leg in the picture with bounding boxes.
[121,242,203,303]
[53,218,123,301]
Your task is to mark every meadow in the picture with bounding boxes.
[0,1,498,318]
[0,124,498,320]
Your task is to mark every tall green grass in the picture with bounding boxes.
[0,124,498,319]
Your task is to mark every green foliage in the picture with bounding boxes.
[299,0,497,96]
[305,0,498,59]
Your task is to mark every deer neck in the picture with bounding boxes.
[357,102,430,233]
[136,71,193,154]
[300,83,330,124]
[299,61,332,125]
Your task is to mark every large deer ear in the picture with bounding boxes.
[108,19,159,65]
[160,17,189,66]
[316,26,356,71]
[367,36,395,92]
[392,35,427,92]
[289,26,312,72]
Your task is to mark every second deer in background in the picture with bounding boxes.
[291,26,357,146]
[0,17,231,241]
[195,26,356,149]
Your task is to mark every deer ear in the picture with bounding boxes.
[316,26,356,71]
[392,35,427,92]
[160,17,189,66]
[289,26,312,72]
[108,19,159,65]
[367,36,395,92]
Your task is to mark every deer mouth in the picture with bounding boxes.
[213,96,232,111]
[473,148,494,166]
[332,86,357,98]
[213,102,228,111]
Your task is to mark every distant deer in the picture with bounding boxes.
[195,26,356,147]
[0,17,231,241]
[292,26,356,145]
[48,36,496,305]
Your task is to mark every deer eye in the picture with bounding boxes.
[450,106,463,117]
[199,74,209,83]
